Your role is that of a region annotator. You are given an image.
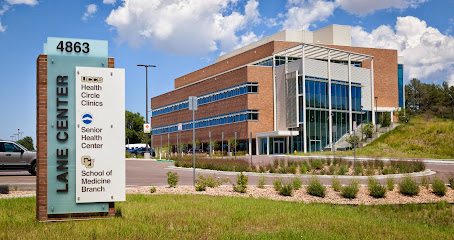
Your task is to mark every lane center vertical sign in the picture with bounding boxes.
[75,67,125,203]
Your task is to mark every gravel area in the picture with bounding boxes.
[127,185,454,205]
[2,187,453,205]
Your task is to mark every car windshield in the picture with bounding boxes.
[14,142,28,151]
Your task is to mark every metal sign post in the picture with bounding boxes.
[178,123,182,162]
[249,132,252,166]
[189,96,197,186]
[209,131,211,158]
[332,125,337,160]
[221,132,224,159]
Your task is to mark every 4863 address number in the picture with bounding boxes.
[56,41,89,53]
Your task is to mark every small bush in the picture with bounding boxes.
[326,159,331,166]
[195,183,206,191]
[387,178,395,191]
[341,180,359,199]
[368,177,386,198]
[420,176,430,189]
[273,178,283,191]
[310,159,323,170]
[150,186,157,193]
[279,181,294,196]
[292,177,302,190]
[431,177,447,197]
[328,165,336,175]
[331,176,342,192]
[399,175,420,196]
[233,172,248,193]
[166,171,179,188]
[273,159,279,168]
[257,175,266,189]
[337,165,348,175]
[307,176,326,197]
[448,175,454,189]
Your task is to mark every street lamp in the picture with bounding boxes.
[137,64,156,159]
[360,105,363,141]
[375,96,378,132]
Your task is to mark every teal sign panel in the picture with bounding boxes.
[46,37,109,214]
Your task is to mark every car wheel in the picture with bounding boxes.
[29,161,37,176]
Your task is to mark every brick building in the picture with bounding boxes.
[150,24,404,155]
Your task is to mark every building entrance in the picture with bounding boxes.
[273,140,285,154]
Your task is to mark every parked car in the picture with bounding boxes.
[0,140,37,176]
[132,147,155,157]
[186,148,205,154]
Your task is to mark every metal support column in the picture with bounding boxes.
[302,44,307,153]
[328,50,333,147]
[348,54,353,133]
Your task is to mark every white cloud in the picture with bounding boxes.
[103,0,116,5]
[352,16,454,84]
[82,4,98,22]
[106,0,261,55]
[449,74,454,87]
[0,21,6,32]
[337,0,428,16]
[234,31,261,49]
[6,0,38,6]
[281,0,337,30]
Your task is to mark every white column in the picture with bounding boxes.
[249,132,252,156]
[328,50,333,147]
[286,136,289,153]
[371,58,375,125]
[302,45,307,153]
[266,136,270,155]
[348,54,353,133]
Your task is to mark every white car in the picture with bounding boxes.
[0,140,37,176]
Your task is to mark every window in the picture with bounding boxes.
[3,142,22,152]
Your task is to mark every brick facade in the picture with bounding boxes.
[36,56,115,221]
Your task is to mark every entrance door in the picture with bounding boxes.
[273,140,285,154]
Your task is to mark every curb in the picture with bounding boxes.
[166,166,436,179]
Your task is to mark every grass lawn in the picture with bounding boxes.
[296,117,454,159]
[1,194,454,239]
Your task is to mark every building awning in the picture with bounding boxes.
[256,131,299,138]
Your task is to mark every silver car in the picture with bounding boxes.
[0,140,37,176]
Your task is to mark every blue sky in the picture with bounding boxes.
[0,0,453,144]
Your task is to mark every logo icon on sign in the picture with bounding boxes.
[81,156,94,168]
[82,113,93,124]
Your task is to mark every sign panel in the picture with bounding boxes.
[353,121,357,131]
[75,67,125,203]
[178,123,183,131]
[188,96,197,110]
[144,123,151,133]
[46,37,109,214]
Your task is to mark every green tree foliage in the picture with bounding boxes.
[17,136,34,150]
[380,112,391,127]
[228,137,238,150]
[125,110,145,144]
[405,79,454,119]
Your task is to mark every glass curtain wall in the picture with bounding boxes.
[292,76,365,152]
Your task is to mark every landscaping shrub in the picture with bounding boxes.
[279,159,286,168]
[387,178,395,191]
[362,122,374,138]
[448,175,454,189]
[273,159,279,168]
[431,177,447,197]
[381,112,391,127]
[374,159,384,169]
[307,176,326,197]
[337,165,348,175]
[233,172,248,193]
[310,159,323,170]
[195,183,207,191]
[258,165,266,173]
[150,186,157,193]
[328,165,337,175]
[279,181,294,196]
[355,166,363,176]
[420,176,430,189]
[257,175,266,189]
[341,180,359,199]
[273,178,283,191]
[195,174,227,189]
[326,158,331,166]
[166,172,179,188]
[368,177,386,198]
[292,177,302,190]
[331,176,342,192]
[399,175,420,196]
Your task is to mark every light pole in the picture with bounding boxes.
[360,105,363,141]
[137,64,156,159]
[375,96,378,132]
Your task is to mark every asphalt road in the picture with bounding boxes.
[1,156,454,190]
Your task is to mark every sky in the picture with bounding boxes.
[0,0,453,144]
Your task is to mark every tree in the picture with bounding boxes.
[228,137,238,151]
[380,112,391,127]
[125,110,145,144]
[17,136,34,150]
